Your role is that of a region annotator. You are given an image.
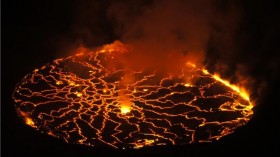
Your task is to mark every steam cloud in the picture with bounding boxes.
[106,0,245,74]
[67,0,278,102]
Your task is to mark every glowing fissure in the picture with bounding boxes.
[13,42,253,149]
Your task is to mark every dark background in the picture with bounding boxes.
[2,0,280,156]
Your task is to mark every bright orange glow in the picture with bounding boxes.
[134,139,155,149]
[202,69,251,103]
[121,106,131,114]
[56,81,63,85]
[143,89,148,92]
[25,117,35,127]
[202,69,209,74]
[19,111,36,128]
[75,92,83,97]
[184,83,191,87]
[120,101,132,114]
[69,81,75,86]
[213,74,250,101]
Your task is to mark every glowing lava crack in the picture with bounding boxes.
[13,44,253,149]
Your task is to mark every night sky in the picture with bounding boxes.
[2,0,280,156]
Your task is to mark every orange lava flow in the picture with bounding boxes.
[13,42,253,149]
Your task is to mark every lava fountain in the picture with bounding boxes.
[13,41,253,149]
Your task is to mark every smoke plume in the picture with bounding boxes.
[67,0,278,103]
[107,0,240,73]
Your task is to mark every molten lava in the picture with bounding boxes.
[120,106,131,115]
[13,42,253,149]
[120,100,132,115]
